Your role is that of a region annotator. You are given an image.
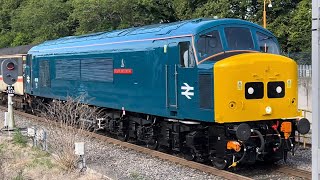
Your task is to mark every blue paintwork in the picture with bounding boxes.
[25,18,279,123]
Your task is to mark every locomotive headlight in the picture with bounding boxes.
[248,87,254,95]
[276,86,282,94]
[265,106,272,114]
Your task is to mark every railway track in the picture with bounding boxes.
[276,166,311,180]
[2,106,252,180]
[1,106,312,180]
[297,141,312,148]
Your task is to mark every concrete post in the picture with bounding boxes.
[312,0,320,179]
[7,92,14,130]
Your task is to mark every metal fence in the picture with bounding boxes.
[298,65,312,78]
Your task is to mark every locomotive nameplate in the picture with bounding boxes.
[114,68,133,74]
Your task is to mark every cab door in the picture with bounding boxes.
[176,41,198,119]
[165,41,198,118]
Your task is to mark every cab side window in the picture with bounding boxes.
[256,32,280,54]
[197,30,223,58]
[179,42,195,68]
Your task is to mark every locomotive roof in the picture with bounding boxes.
[0,44,34,56]
[29,18,272,55]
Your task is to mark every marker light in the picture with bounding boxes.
[276,86,282,94]
[6,62,14,70]
[265,106,272,114]
[248,87,254,95]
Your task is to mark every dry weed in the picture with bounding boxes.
[0,135,105,180]
[40,96,101,171]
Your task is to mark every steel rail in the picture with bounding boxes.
[1,106,252,180]
[4,106,312,179]
[276,166,311,180]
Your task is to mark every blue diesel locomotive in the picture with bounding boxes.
[25,18,310,169]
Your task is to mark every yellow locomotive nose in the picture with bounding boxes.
[213,53,299,123]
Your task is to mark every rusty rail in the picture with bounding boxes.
[276,166,311,180]
[3,106,312,179]
[0,106,252,180]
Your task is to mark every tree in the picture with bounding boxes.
[0,0,311,55]
[0,0,24,33]
[260,0,300,52]
[192,0,235,18]
[11,0,73,45]
[288,0,311,53]
[0,0,25,47]
[70,0,118,34]
[70,0,178,35]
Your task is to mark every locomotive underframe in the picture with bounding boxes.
[86,109,298,169]
[13,95,298,169]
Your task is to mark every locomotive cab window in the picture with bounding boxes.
[256,32,280,54]
[225,27,254,50]
[197,30,223,59]
[179,42,195,68]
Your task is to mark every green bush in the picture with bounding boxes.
[13,130,28,147]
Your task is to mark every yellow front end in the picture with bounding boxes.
[214,53,299,123]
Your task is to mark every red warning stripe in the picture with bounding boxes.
[114,69,133,74]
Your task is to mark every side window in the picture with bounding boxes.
[179,42,195,68]
[197,30,223,59]
[39,60,50,87]
[225,27,254,50]
[256,32,280,54]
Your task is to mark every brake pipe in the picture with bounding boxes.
[252,129,265,153]
[275,129,282,150]
[228,142,247,168]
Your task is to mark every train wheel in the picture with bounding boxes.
[117,132,128,142]
[211,157,228,170]
[184,148,196,161]
[146,139,158,150]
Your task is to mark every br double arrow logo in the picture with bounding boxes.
[181,83,194,99]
